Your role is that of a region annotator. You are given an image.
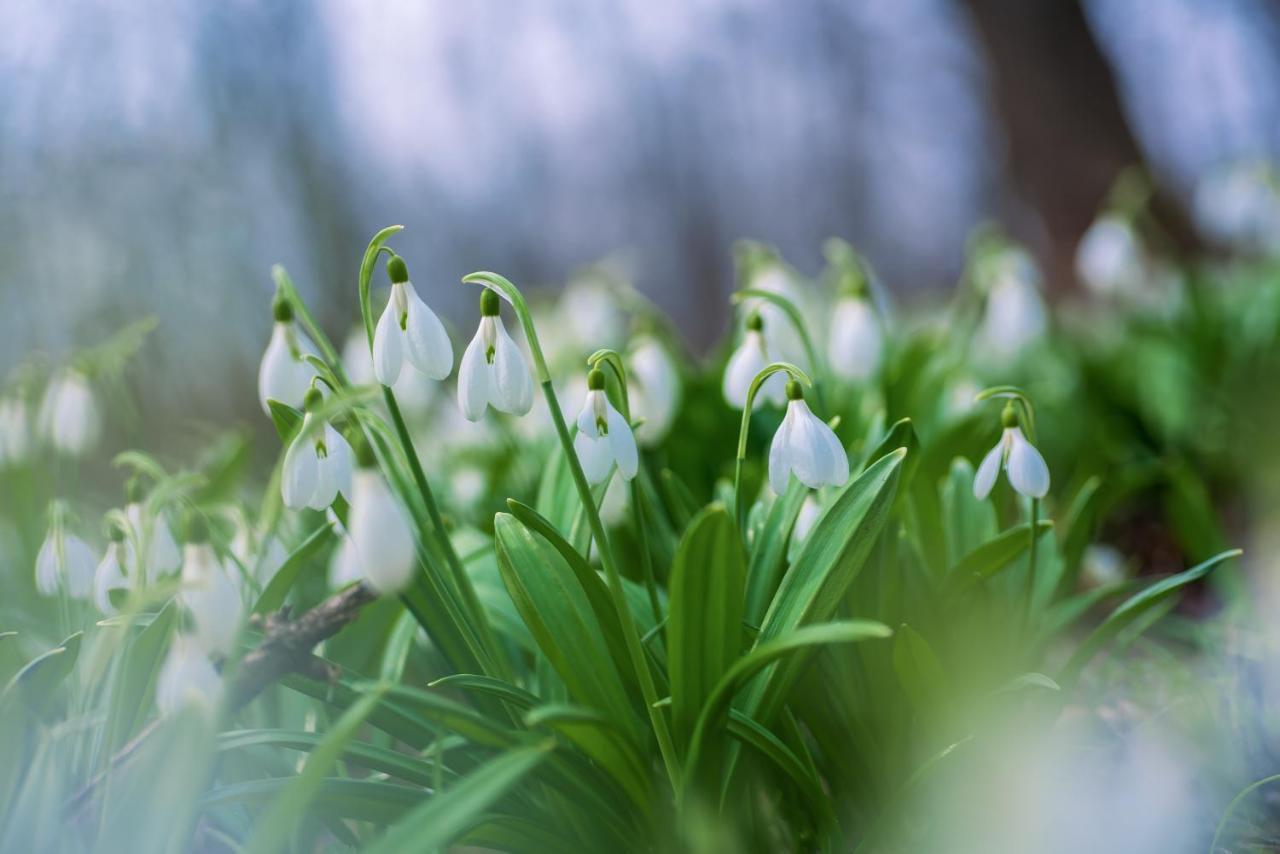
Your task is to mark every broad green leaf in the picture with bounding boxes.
[942,520,1054,595]
[892,624,945,715]
[726,710,835,831]
[668,505,745,753]
[3,632,82,717]
[266,400,302,444]
[203,778,421,826]
[251,524,333,615]
[101,600,177,757]
[429,674,541,712]
[218,729,449,788]
[524,704,649,807]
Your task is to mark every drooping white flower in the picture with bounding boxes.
[341,328,435,415]
[724,313,787,410]
[0,396,30,465]
[93,530,129,614]
[573,370,639,486]
[258,298,316,414]
[38,370,100,457]
[34,516,95,599]
[179,516,243,656]
[768,382,849,495]
[124,479,181,582]
[372,255,453,387]
[973,407,1050,500]
[326,509,362,589]
[975,248,1047,360]
[1075,214,1146,298]
[827,293,882,382]
[458,288,534,421]
[348,464,416,594]
[281,388,353,511]
[628,336,681,446]
[156,633,222,716]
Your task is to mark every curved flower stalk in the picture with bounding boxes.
[156,633,223,717]
[574,368,639,486]
[347,447,416,594]
[769,381,850,496]
[38,370,100,457]
[731,361,812,534]
[372,254,453,386]
[724,312,787,410]
[179,512,242,657]
[124,477,181,583]
[258,296,316,414]
[35,503,95,599]
[93,523,129,614]
[458,288,534,420]
[281,387,354,511]
[0,394,31,466]
[627,335,680,446]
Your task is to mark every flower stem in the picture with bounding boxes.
[732,288,826,414]
[1024,497,1039,635]
[731,362,810,536]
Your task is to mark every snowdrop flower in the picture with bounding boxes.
[560,277,626,349]
[124,478,180,581]
[347,449,416,594]
[628,336,681,446]
[747,263,808,369]
[93,524,130,614]
[827,282,883,383]
[38,370,100,456]
[341,328,435,416]
[975,248,1047,360]
[573,369,639,486]
[156,633,222,716]
[0,396,30,465]
[281,388,353,511]
[258,297,316,414]
[34,511,95,599]
[372,254,453,386]
[458,288,534,421]
[326,509,361,589]
[1081,543,1126,589]
[1075,214,1146,299]
[768,382,849,495]
[973,405,1050,500]
[179,513,242,656]
[724,313,787,410]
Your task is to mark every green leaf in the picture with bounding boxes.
[204,778,421,826]
[668,505,745,751]
[251,524,333,615]
[744,479,807,625]
[524,704,649,807]
[726,710,835,830]
[101,600,178,757]
[942,521,1054,595]
[3,632,82,717]
[218,729,449,788]
[428,674,541,712]
[892,624,945,715]
[266,400,302,444]
[367,742,553,854]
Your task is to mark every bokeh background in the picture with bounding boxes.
[3,0,1279,431]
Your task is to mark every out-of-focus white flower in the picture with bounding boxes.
[559,277,626,349]
[0,396,30,465]
[599,472,631,526]
[281,389,353,511]
[458,289,534,421]
[573,370,639,486]
[372,255,453,386]
[975,248,1047,360]
[93,530,129,614]
[124,480,181,582]
[1193,160,1280,254]
[724,313,787,410]
[1076,215,1146,299]
[326,510,361,590]
[768,382,849,495]
[348,465,416,594]
[974,406,1050,500]
[156,633,222,716]
[232,522,289,587]
[35,514,95,599]
[787,494,824,561]
[38,370,100,457]
[628,336,680,446]
[945,377,982,420]
[746,264,809,369]
[1081,543,1127,589]
[180,517,243,656]
[828,293,882,382]
[258,298,316,414]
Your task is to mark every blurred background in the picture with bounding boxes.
[3,0,1280,432]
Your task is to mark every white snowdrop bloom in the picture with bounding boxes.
[628,336,681,446]
[0,396,30,465]
[573,370,639,486]
[348,463,416,594]
[768,382,850,496]
[93,530,129,614]
[975,249,1047,359]
[1081,543,1127,589]
[973,407,1050,500]
[827,293,882,382]
[38,370,100,457]
[34,521,96,599]
[281,389,354,511]
[156,633,222,717]
[179,517,243,656]
[1076,215,1146,298]
[342,329,435,415]
[124,480,181,581]
[326,510,362,589]
[458,288,534,421]
[258,298,316,414]
[1193,160,1280,253]
[372,255,454,387]
[724,313,787,410]
[747,264,809,369]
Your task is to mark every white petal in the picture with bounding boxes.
[328,535,361,589]
[61,534,96,599]
[723,334,767,409]
[94,547,128,614]
[372,296,404,386]
[350,470,417,594]
[35,535,59,596]
[767,410,795,496]
[43,373,101,456]
[148,517,181,576]
[491,321,533,415]
[973,440,1004,500]
[457,326,492,421]
[828,298,882,382]
[258,324,313,413]
[281,434,320,510]
[156,635,222,716]
[1006,428,1051,499]
[784,401,839,491]
[181,546,242,656]
[629,339,680,446]
[813,416,850,488]
[402,284,454,380]
[324,425,354,502]
[574,432,614,485]
[606,405,639,480]
[576,390,603,438]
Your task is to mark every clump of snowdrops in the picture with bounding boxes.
[1,197,1274,852]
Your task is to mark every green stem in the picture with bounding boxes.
[731,362,811,536]
[1024,497,1039,634]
